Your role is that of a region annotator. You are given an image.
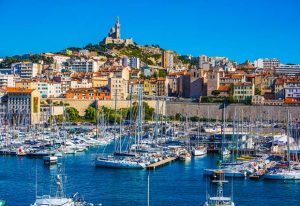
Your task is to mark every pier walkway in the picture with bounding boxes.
[147,157,177,170]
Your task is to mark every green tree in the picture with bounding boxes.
[66,107,80,122]
[158,69,167,77]
[255,87,261,95]
[211,90,220,96]
[190,116,200,122]
[152,71,158,78]
[0,57,18,67]
[48,115,64,124]
[132,102,154,121]
[85,106,97,123]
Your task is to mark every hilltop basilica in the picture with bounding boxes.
[102,17,134,45]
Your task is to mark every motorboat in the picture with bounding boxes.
[204,170,235,206]
[95,155,148,169]
[192,146,207,156]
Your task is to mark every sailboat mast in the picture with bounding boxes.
[113,89,118,152]
[137,83,143,146]
[286,110,291,171]
[119,109,122,153]
[221,102,226,162]
[96,99,99,139]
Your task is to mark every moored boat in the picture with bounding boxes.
[95,155,148,169]
[192,145,207,156]
[43,155,58,165]
[204,170,235,206]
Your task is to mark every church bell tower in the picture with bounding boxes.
[115,16,121,39]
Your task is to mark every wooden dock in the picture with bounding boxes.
[146,157,178,170]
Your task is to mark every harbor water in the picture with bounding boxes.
[0,144,299,206]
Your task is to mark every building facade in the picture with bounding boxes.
[65,87,111,100]
[69,59,99,73]
[162,50,174,68]
[1,87,40,125]
[254,58,280,69]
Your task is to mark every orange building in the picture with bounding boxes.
[65,87,111,100]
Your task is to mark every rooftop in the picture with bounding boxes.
[1,87,35,93]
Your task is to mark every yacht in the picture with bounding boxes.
[204,170,235,206]
[31,163,91,206]
[204,168,247,178]
[95,155,148,169]
[179,150,192,161]
[192,145,207,156]
[264,111,300,180]
[264,169,300,180]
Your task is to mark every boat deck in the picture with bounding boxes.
[147,157,177,170]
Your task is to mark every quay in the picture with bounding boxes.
[147,157,178,170]
[207,148,256,155]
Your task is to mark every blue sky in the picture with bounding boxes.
[0,0,300,63]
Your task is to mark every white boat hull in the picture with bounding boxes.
[95,157,146,169]
[204,169,246,177]
[192,147,207,156]
[264,171,300,180]
[31,196,75,206]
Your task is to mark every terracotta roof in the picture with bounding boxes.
[2,87,34,93]
[168,71,189,76]
[218,85,230,92]
[157,77,166,81]
[231,75,244,79]
[67,87,110,93]
[285,97,300,104]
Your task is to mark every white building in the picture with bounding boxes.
[0,74,18,88]
[284,81,300,100]
[11,62,40,79]
[79,49,90,56]
[69,59,99,73]
[254,58,280,69]
[275,64,300,76]
[37,81,62,98]
[70,79,92,89]
[199,55,208,69]
[108,77,128,100]
[129,57,140,69]
[122,57,140,69]
[43,53,70,71]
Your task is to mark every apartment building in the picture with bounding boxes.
[254,58,280,69]
[0,74,18,88]
[11,62,41,79]
[69,59,99,73]
[162,50,174,68]
[233,82,254,102]
[65,87,111,100]
[0,87,40,125]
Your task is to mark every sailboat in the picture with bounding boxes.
[192,118,207,156]
[95,83,149,169]
[264,111,300,180]
[204,170,235,206]
[204,104,247,178]
[31,163,91,206]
